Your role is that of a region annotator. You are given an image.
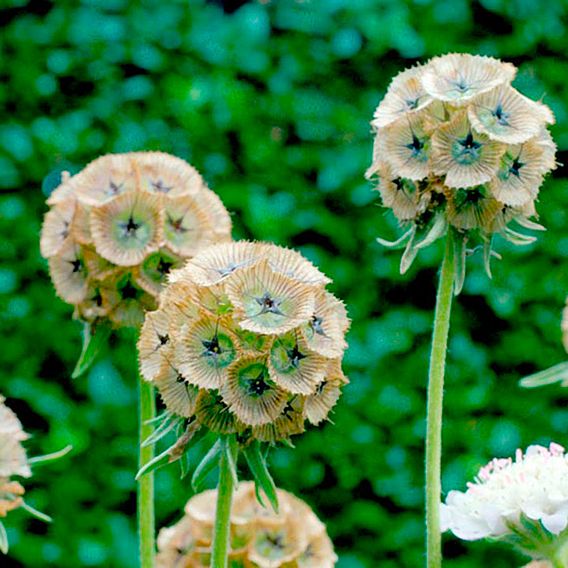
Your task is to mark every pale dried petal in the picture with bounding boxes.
[301,290,350,358]
[374,164,422,221]
[432,112,505,188]
[252,396,306,443]
[154,364,199,418]
[90,191,162,266]
[74,153,138,205]
[469,85,544,143]
[304,361,346,425]
[383,115,432,180]
[48,240,88,304]
[422,53,516,104]
[249,518,306,568]
[162,195,215,256]
[446,186,501,230]
[225,260,315,335]
[194,390,242,435]
[268,332,327,395]
[138,309,173,381]
[489,140,545,206]
[175,317,238,389]
[372,65,433,128]
[40,198,76,257]
[221,356,288,426]
[256,244,332,286]
[183,242,262,286]
[135,151,205,197]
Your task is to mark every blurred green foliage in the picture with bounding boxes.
[1,0,567,566]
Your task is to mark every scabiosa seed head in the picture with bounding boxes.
[156,481,337,568]
[0,396,30,519]
[368,54,557,278]
[441,443,568,564]
[138,241,349,444]
[40,152,232,329]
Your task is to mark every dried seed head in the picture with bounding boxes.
[41,152,232,329]
[156,482,337,568]
[0,396,31,519]
[369,54,556,278]
[138,241,349,443]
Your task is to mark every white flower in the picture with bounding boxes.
[441,443,568,545]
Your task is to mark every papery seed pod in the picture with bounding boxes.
[139,241,349,444]
[156,482,337,568]
[368,53,557,279]
[0,395,30,532]
[0,397,31,484]
[41,152,232,329]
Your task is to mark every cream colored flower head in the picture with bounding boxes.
[368,54,556,276]
[0,395,31,519]
[138,241,349,444]
[40,152,232,328]
[441,443,568,564]
[156,481,337,568]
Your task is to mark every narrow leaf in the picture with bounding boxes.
[244,441,279,514]
[21,501,52,523]
[145,411,171,426]
[376,227,414,250]
[400,230,418,274]
[72,322,111,379]
[0,521,8,554]
[520,362,568,389]
[503,227,537,246]
[135,445,172,480]
[169,422,205,465]
[225,436,239,486]
[415,215,447,250]
[179,450,192,480]
[142,414,181,448]
[452,231,466,296]
[28,444,72,466]
[481,236,501,279]
[515,217,546,232]
[192,440,222,491]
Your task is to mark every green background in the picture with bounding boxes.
[1,0,567,566]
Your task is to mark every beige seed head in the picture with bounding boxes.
[368,53,556,274]
[0,396,31,519]
[41,152,232,329]
[156,482,338,568]
[138,241,349,444]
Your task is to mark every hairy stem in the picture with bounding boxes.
[211,437,237,568]
[138,379,156,568]
[425,234,455,568]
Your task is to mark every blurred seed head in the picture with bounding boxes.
[40,152,232,328]
[156,481,337,568]
[138,241,350,444]
[0,395,31,518]
[368,54,557,275]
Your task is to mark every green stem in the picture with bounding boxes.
[551,544,568,568]
[425,234,455,568]
[211,437,237,568]
[138,379,156,568]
